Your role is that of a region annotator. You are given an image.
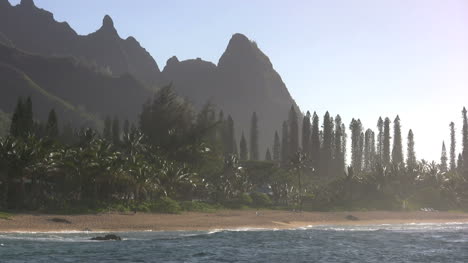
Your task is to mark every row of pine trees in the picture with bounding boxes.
[221,105,468,180]
[11,95,468,180]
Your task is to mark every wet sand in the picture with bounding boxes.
[1,210,468,232]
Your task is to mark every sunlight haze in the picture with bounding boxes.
[9,0,468,161]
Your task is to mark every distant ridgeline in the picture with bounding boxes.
[0,0,301,156]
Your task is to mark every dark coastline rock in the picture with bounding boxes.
[48,218,72,224]
[345,215,359,221]
[90,234,122,241]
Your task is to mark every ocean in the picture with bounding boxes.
[1,223,468,262]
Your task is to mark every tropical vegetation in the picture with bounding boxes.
[1,85,468,213]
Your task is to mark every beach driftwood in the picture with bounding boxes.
[90,234,122,241]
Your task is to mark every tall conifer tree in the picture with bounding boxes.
[350,119,363,173]
[449,122,456,172]
[383,117,391,166]
[103,116,112,141]
[334,115,344,173]
[288,106,299,157]
[239,132,248,161]
[310,112,321,170]
[265,148,272,161]
[321,111,333,176]
[302,111,311,155]
[281,121,289,165]
[46,109,59,138]
[341,123,347,167]
[10,97,24,137]
[10,97,34,137]
[273,131,281,162]
[359,131,364,173]
[249,112,259,160]
[377,117,384,164]
[440,141,448,173]
[457,153,464,176]
[462,107,468,177]
[392,115,403,166]
[225,115,236,156]
[24,97,33,136]
[364,129,375,172]
[217,110,225,149]
[406,129,416,171]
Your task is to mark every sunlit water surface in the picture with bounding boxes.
[1,223,468,262]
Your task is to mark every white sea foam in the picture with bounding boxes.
[0,234,95,243]
[206,227,275,234]
[0,230,107,234]
[301,222,468,232]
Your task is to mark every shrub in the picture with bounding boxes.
[0,212,11,220]
[408,187,445,210]
[180,201,222,212]
[150,197,181,214]
[250,192,272,207]
[136,203,151,213]
[239,193,253,206]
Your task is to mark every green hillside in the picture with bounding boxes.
[0,62,102,129]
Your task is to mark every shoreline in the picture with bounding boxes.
[1,210,468,233]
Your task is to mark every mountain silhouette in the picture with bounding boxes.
[0,0,300,155]
[163,33,300,155]
[0,43,150,128]
[0,0,161,87]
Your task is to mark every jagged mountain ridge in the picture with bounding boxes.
[1,0,301,157]
[0,0,161,87]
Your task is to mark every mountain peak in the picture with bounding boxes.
[103,15,114,28]
[96,15,118,37]
[165,56,180,68]
[20,0,35,8]
[219,33,271,69]
[226,33,253,51]
[96,14,119,36]
[231,33,250,42]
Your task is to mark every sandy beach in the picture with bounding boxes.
[1,210,468,232]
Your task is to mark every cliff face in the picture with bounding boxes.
[162,56,218,106]
[162,33,301,155]
[0,43,150,128]
[0,0,162,87]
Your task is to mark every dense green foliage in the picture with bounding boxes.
[0,110,11,137]
[1,86,468,213]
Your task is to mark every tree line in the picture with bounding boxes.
[1,85,468,212]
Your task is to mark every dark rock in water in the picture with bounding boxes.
[90,234,122,241]
[48,218,72,224]
[345,215,359,221]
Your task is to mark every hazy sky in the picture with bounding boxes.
[9,0,468,162]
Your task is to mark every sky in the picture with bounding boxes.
[9,0,468,162]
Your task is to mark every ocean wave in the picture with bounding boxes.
[207,227,280,234]
[0,230,107,234]
[0,234,95,243]
[301,222,468,232]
